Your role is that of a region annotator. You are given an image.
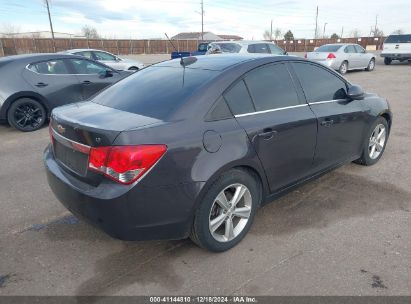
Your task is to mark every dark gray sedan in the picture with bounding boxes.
[0,53,129,131]
[45,54,392,252]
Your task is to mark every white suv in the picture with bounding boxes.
[381,34,411,65]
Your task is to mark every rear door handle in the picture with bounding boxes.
[258,129,278,140]
[320,119,334,127]
[35,82,48,87]
[82,80,92,85]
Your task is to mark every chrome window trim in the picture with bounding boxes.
[51,127,91,153]
[234,104,308,118]
[308,98,346,105]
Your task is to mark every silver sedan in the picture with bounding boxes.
[305,43,376,74]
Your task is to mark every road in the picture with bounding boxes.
[0,55,410,296]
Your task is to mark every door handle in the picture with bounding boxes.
[258,129,278,140]
[320,119,334,127]
[35,82,48,87]
[82,80,92,85]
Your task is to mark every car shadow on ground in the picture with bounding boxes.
[33,169,410,296]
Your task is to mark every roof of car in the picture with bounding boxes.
[0,53,83,63]
[154,54,290,71]
[63,49,107,53]
[210,40,276,45]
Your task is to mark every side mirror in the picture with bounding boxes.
[99,69,113,78]
[283,51,288,55]
[115,56,122,61]
[347,85,365,100]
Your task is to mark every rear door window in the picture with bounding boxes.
[248,43,270,53]
[292,62,347,102]
[244,63,300,111]
[268,44,285,55]
[354,45,366,53]
[223,80,255,115]
[28,59,70,74]
[344,45,356,53]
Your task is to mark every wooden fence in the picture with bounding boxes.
[0,37,385,57]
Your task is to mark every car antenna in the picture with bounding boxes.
[164,33,184,65]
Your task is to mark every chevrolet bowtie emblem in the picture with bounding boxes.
[57,124,65,134]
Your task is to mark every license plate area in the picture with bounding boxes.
[53,138,89,176]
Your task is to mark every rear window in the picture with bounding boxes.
[93,66,218,119]
[210,43,241,53]
[385,35,411,43]
[315,45,342,52]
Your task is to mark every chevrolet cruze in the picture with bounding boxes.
[45,54,392,251]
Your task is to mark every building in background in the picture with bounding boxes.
[0,31,85,39]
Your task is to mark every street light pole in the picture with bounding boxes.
[323,22,328,38]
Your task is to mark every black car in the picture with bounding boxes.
[45,54,392,252]
[0,53,129,132]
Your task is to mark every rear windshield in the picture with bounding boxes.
[385,35,411,43]
[210,43,241,53]
[93,66,219,119]
[315,45,342,52]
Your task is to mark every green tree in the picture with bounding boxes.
[330,33,340,39]
[283,30,294,41]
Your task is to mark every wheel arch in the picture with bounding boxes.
[2,92,49,121]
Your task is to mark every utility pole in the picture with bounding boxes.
[373,14,378,37]
[44,0,55,51]
[323,22,328,38]
[341,26,344,38]
[201,0,204,40]
[314,5,318,39]
[270,19,273,40]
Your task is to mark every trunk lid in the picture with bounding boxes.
[306,52,334,62]
[50,101,162,179]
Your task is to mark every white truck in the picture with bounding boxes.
[381,34,411,65]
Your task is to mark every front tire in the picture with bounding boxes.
[7,98,46,132]
[338,61,348,74]
[366,58,375,71]
[384,57,392,65]
[190,168,260,252]
[354,117,389,166]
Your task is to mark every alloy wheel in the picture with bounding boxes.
[208,183,252,242]
[368,124,386,159]
[13,103,44,130]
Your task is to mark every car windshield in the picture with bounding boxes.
[385,35,411,43]
[315,45,342,52]
[93,66,219,119]
[210,43,241,53]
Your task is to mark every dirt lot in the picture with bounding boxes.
[0,55,410,296]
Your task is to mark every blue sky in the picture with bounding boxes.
[0,0,410,39]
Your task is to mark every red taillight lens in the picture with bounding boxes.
[88,145,167,185]
[327,53,336,59]
[48,122,54,147]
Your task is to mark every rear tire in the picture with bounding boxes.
[366,58,375,71]
[354,116,389,166]
[338,61,348,74]
[190,168,260,252]
[384,57,392,65]
[7,98,46,132]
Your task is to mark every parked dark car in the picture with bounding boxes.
[0,53,129,131]
[171,42,210,59]
[45,54,392,252]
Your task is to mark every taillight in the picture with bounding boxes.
[304,53,307,59]
[88,145,167,185]
[48,122,54,147]
[327,53,336,59]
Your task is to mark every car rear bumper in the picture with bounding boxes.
[44,145,204,241]
[381,53,411,59]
